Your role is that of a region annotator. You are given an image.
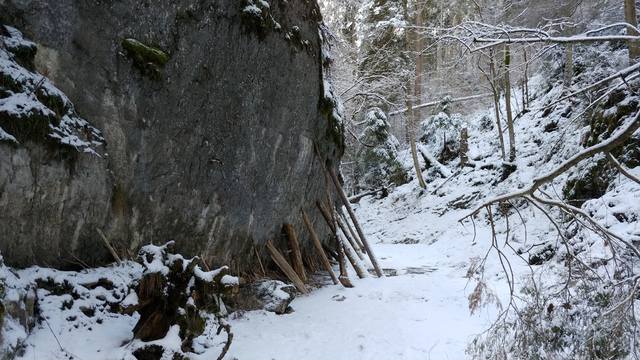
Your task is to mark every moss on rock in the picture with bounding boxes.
[121,38,169,79]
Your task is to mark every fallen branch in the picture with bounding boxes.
[348,187,387,204]
[418,144,453,178]
[607,152,640,186]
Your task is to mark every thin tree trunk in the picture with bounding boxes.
[407,6,427,189]
[489,49,506,160]
[523,48,530,106]
[503,45,516,162]
[563,44,574,88]
[625,0,640,62]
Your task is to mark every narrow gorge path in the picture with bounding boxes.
[227,196,503,360]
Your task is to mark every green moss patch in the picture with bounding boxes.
[122,38,170,79]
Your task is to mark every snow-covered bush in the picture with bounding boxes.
[355,107,408,190]
[419,111,464,163]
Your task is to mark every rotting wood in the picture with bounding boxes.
[328,167,384,277]
[301,209,339,285]
[96,228,122,265]
[265,240,308,294]
[283,223,307,282]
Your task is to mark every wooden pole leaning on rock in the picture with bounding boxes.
[328,167,384,277]
[337,245,354,288]
[317,201,362,259]
[338,234,367,279]
[316,201,366,279]
[337,212,366,258]
[301,209,339,285]
[266,240,308,294]
[283,223,307,283]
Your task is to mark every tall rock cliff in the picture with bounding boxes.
[0,0,344,270]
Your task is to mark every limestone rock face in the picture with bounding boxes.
[0,0,342,269]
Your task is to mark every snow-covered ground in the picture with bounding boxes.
[228,244,500,360]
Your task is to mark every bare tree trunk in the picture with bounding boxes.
[407,5,427,189]
[625,0,640,62]
[489,49,506,160]
[523,48,530,106]
[563,44,574,88]
[504,45,516,162]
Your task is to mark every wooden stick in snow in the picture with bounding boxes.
[337,245,354,288]
[283,223,307,282]
[301,209,339,285]
[328,167,384,277]
[96,228,122,265]
[266,240,308,294]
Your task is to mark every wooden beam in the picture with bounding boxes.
[283,223,307,282]
[301,209,339,285]
[337,245,354,288]
[337,212,366,257]
[266,240,308,294]
[328,167,384,277]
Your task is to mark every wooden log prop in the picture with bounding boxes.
[328,167,384,277]
[301,209,339,285]
[316,201,337,233]
[266,240,308,294]
[283,223,307,282]
[337,245,354,288]
[316,201,366,278]
[338,234,367,279]
[318,200,366,262]
[336,212,366,259]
